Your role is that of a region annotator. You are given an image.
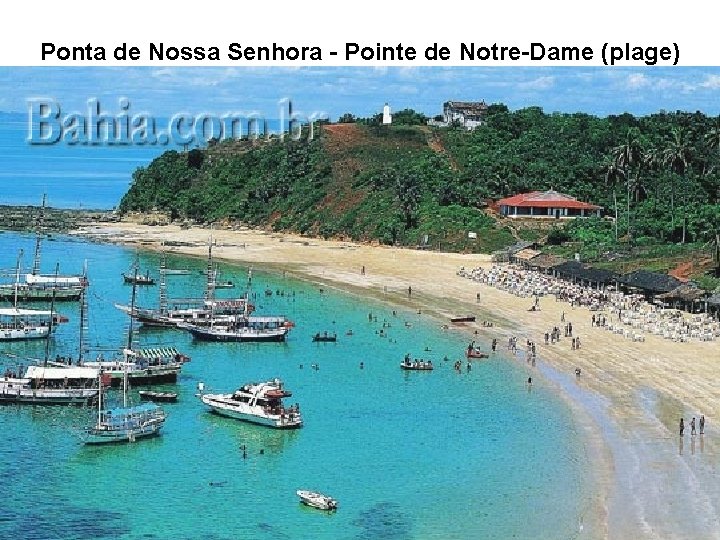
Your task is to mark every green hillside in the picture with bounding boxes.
[119,105,720,263]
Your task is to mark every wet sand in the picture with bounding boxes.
[76,222,720,539]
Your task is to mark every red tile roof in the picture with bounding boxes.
[496,190,602,210]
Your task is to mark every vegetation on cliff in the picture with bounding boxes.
[119,105,720,267]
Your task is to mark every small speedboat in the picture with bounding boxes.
[138,390,178,403]
[297,490,338,511]
[400,360,434,371]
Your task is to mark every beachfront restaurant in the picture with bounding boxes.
[655,284,708,313]
[496,190,602,219]
[617,270,683,302]
[549,261,618,289]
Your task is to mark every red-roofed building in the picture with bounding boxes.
[496,190,602,219]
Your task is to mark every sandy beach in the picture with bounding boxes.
[77,222,720,539]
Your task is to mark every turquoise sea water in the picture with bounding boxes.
[0,232,591,539]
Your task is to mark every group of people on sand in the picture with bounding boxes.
[680,415,706,437]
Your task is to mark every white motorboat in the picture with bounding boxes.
[198,378,302,429]
[296,490,338,511]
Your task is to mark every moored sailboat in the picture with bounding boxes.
[84,369,166,445]
[0,196,87,302]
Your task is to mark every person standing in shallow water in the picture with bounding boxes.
[691,417,697,436]
[700,415,705,435]
[680,418,685,437]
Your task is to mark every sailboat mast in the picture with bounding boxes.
[78,264,88,364]
[44,262,59,366]
[97,371,103,425]
[204,235,215,302]
[127,269,138,351]
[32,194,47,276]
[13,249,22,308]
[159,250,167,314]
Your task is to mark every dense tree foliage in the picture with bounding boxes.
[441,106,720,244]
[119,105,720,256]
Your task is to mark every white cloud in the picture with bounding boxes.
[626,73,650,89]
[699,75,720,89]
[518,76,555,91]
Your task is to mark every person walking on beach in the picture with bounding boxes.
[700,415,705,435]
[361,265,365,275]
[680,418,685,437]
[691,417,697,436]
[407,285,412,297]
[561,311,565,322]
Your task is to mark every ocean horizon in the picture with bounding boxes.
[0,112,286,210]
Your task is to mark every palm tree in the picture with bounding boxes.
[704,115,720,159]
[663,127,693,242]
[611,128,644,239]
[704,116,720,202]
[604,160,624,241]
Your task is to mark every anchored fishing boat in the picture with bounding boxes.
[123,272,155,286]
[296,490,338,511]
[80,348,187,386]
[0,308,63,341]
[0,365,100,405]
[183,316,291,342]
[312,332,337,342]
[0,197,86,302]
[84,276,188,386]
[116,243,251,327]
[198,378,302,429]
[138,390,178,403]
[84,370,166,445]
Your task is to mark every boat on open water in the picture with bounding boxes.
[0,365,100,405]
[84,370,166,445]
[198,378,302,429]
[296,490,338,511]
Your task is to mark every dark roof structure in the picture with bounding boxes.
[551,261,618,284]
[529,253,565,269]
[444,101,488,116]
[656,284,706,302]
[507,240,535,254]
[551,260,586,279]
[618,270,683,294]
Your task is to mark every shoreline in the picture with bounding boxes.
[73,222,720,539]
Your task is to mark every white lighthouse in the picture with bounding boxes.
[382,103,392,125]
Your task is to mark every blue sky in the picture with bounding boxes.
[2,67,720,119]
